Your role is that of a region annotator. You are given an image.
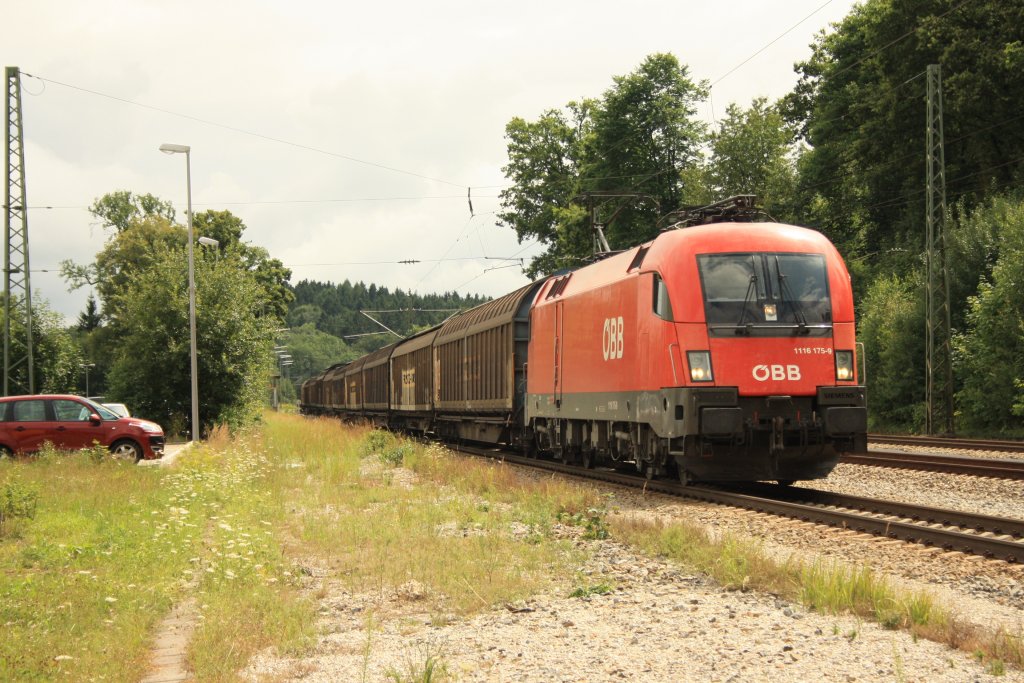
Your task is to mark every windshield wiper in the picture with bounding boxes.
[774,256,808,335]
[735,269,759,336]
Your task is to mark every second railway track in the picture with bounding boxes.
[460,445,1024,564]
[842,449,1024,480]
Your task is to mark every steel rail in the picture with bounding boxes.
[460,446,1024,563]
[869,434,1024,453]
[842,449,1024,480]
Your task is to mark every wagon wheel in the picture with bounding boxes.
[581,448,595,469]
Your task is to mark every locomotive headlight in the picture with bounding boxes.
[835,350,854,381]
[688,351,714,383]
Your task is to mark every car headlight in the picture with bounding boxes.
[688,351,714,382]
[835,350,854,381]
[130,421,163,434]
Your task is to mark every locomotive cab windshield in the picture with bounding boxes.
[698,252,832,337]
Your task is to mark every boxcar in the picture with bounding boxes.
[432,281,544,444]
[361,342,397,427]
[390,326,441,434]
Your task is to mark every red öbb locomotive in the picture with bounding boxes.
[302,215,866,485]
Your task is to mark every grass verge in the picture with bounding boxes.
[0,445,202,680]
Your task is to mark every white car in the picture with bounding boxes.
[103,402,131,418]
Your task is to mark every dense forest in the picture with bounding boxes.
[280,280,489,389]
[288,279,487,343]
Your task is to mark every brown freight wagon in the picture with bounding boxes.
[390,325,442,434]
[360,342,398,427]
[432,281,545,445]
[340,356,367,418]
[322,363,349,415]
[300,370,328,415]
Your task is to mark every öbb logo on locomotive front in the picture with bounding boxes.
[751,364,803,381]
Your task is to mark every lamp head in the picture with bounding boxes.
[159,143,190,154]
[197,236,220,247]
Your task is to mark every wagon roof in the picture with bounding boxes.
[434,281,543,344]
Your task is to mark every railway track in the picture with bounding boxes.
[841,449,1024,480]
[868,433,1024,453]
[461,445,1024,564]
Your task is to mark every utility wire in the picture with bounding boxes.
[21,71,466,188]
[27,193,500,211]
[710,0,838,87]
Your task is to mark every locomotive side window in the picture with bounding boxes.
[698,253,831,337]
[652,273,674,321]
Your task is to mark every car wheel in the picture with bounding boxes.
[110,440,142,462]
[0,445,12,459]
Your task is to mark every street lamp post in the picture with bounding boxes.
[80,362,95,397]
[159,143,199,440]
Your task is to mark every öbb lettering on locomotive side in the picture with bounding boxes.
[301,219,867,485]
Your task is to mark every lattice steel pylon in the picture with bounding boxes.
[925,64,953,435]
[4,66,34,395]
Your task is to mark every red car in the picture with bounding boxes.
[0,394,164,461]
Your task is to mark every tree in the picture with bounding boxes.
[61,215,185,321]
[704,98,797,220]
[955,196,1024,434]
[782,0,1024,267]
[191,210,294,321]
[856,272,925,430]
[89,190,175,232]
[499,54,707,277]
[1,297,83,395]
[76,293,102,332]
[585,54,707,249]
[107,244,275,436]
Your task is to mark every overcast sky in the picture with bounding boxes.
[3,0,858,323]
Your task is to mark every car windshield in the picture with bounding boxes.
[698,252,832,337]
[81,398,121,421]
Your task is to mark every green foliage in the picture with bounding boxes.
[704,98,797,220]
[955,197,1024,433]
[559,507,609,540]
[193,210,295,321]
[0,478,39,526]
[568,582,613,598]
[856,272,925,430]
[499,53,707,276]
[0,297,83,395]
[61,215,185,321]
[89,190,175,232]
[75,294,102,332]
[783,0,1024,271]
[281,323,356,387]
[107,244,275,436]
[360,430,393,458]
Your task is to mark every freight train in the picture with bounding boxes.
[300,211,866,485]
